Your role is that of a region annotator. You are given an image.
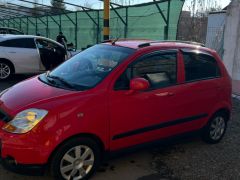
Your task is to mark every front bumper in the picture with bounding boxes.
[0,134,46,175]
[0,156,45,176]
[0,120,51,164]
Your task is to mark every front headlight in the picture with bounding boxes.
[2,108,48,134]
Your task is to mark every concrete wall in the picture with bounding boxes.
[205,11,226,57]
[223,0,240,95]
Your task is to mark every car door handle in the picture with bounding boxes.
[155,92,175,97]
[8,51,16,53]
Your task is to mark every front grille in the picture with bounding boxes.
[0,109,11,122]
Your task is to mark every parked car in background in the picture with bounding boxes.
[0,40,232,180]
[0,27,24,35]
[0,35,76,80]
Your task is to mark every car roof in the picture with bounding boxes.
[102,39,215,53]
[0,34,64,47]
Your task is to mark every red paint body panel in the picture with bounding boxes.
[0,41,232,165]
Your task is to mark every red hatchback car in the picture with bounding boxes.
[0,40,232,179]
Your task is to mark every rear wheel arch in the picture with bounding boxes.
[214,108,231,121]
[202,108,230,143]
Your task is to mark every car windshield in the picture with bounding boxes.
[45,44,135,91]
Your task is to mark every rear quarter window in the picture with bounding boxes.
[182,51,221,82]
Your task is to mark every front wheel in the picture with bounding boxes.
[51,137,101,180]
[202,112,227,144]
[0,61,12,80]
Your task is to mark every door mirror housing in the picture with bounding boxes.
[130,78,150,91]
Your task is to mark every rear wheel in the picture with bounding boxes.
[51,137,101,180]
[202,112,227,144]
[0,61,13,80]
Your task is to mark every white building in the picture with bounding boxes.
[206,0,240,96]
[205,11,226,57]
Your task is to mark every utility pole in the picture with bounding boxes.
[103,0,110,40]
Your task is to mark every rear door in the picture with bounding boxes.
[0,38,40,73]
[179,48,222,127]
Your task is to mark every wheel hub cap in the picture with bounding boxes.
[0,63,11,79]
[60,145,94,180]
[210,116,225,140]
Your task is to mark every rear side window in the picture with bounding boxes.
[183,52,221,82]
[114,52,177,90]
[0,38,36,49]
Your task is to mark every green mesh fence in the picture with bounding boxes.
[0,0,184,49]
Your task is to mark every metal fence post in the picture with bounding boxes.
[59,14,62,32]
[47,16,49,37]
[75,11,78,49]
[27,17,29,34]
[36,18,38,35]
[97,10,100,43]
[103,0,110,40]
[125,7,128,38]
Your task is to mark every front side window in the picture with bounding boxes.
[115,51,177,90]
[183,51,221,82]
[0,38,36,48]
[41,44,135,90]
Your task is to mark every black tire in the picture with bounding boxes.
[201,112,228,144]
[50,137,101,180]
[0,60,14,80]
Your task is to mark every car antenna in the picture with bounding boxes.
[112,37,120,45]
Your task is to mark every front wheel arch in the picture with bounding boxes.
[0,58,15,80]
[49,136,103,180]
[47,133,105,166]
[0,58,15,74]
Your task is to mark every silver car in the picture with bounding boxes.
[0,35,72,80]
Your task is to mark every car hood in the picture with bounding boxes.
[0,76,76,114]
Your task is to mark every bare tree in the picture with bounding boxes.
[31,0,39,15]
[51,0,65,14]
[178,0,222,43]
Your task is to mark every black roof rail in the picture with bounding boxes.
[138,40,205,48]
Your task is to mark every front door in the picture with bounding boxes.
[109,50,190,150]
[36,39,66,71]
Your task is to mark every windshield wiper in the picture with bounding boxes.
[46,74,76,90]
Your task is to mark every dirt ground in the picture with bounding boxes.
[0,75,240,180]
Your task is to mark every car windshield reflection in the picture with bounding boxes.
[42,44,135,91]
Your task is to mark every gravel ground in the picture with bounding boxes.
[141,97,240,180]
[0,75,240,180]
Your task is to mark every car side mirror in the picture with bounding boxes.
[130,77,150,91]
